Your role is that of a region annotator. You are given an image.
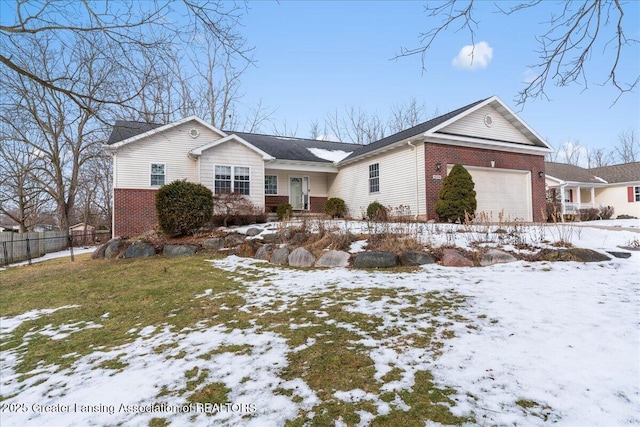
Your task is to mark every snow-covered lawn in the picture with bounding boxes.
[1,221,638,426]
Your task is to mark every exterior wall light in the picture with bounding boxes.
[435,162,442,171]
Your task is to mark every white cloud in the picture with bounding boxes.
[522,68,537,84]
[452,41,493,70]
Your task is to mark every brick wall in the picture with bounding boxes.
[310,196,327,213]
[424,143,547,222]
[113,189,159,238]
[265,196,289,212]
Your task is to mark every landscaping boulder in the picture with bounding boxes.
[245,227,262,237]
[567,248,610,262]
[441,249,474,267]
[255,244,275,260]
[606,251,631,259]
[224,234,245,248]
[288,247,316,267]
[270,247,290,265]
[291,232,309,245]
[537,248,610,262]
[123,241,156,259]
[202,238,224,251]
[399,250,434,266]
[91,241,110,259]
[104,237,126,260]
[354,252,397,269]
[237,241,259,258]
[261,233,279,244]
[163,244,198,258]
[480,249,517,266]
[315,250,351,268]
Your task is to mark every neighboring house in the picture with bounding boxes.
[545,161,640,218]
[104,95,553,237]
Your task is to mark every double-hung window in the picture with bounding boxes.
[151,163,165,186]
[369,163,380,193]
[215,165,250,195]
[635,186,640,202]
[265,175,278,195]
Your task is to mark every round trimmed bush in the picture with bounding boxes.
[366,201,388,221]
[324,197,346,218]
[276,203,293,220]
[155,180,213,236]
[434,163,477,222]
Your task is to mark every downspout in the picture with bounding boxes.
[111,151,117,238]
[407,141,419,219]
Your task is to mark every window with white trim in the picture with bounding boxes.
[635,186,640,202]
[214,165,250,195]
[265,175,278,195]
[369,163,379,193]
[234,167,250,195]
[150,163,165,186]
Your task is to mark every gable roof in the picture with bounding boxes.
[339,95,551,164]
[340,98,487,163]
[188,134,275,160]
[545,162,605,184]
[589,162,640,184]
[232,132,356,163]
[104,116,226,150]
[106,121,164,145]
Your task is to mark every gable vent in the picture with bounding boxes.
[484,115,493,128]
[189,128,200,139]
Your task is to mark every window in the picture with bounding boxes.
[151,163,165,186]
[265,175,278,195]
[214,165,232,194]
[234,167,250,195]
[635,186,640,202]
[215,165,250,195]
[369,163,379,193]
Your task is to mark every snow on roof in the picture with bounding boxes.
[306,147,353,163]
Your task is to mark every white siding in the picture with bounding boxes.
[264,169,329,197]
[200,139,265,208]
[595,185,640,218]
[114,122,223,188]
[330,143,426,218]
[439,105,533,145]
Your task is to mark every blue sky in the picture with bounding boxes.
[238,1,640,157]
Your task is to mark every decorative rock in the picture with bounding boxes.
[567,248,610,262]
[441,249,474,267]
[123,241,156,259]
[163,244,197,258]
[245,227,262,237]
[104,237,125,260]
[480,249,517,266]
[606,251,631,259]
[354,252,397,269]
[399,251,434,266]
[91,242,109,259]
[202,238,224,251]
[255,244,275,260]
[224,234,245,248]
[237,241,259,258]
[315,250,351,268]
[288,247,316,267]
[270,247,290,265]
[291,232,309,245]
[261,233,279,244]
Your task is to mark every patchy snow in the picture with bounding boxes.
[0,246,97,271]
[1,221,639,426]
[306,147,353,162]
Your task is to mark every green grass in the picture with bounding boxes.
[1,254,477,425]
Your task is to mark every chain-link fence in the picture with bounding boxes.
[0,230,111,267]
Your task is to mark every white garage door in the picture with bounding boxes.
[449,165,533,221]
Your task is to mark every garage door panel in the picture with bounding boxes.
[448,166,532,221]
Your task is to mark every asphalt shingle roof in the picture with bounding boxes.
[230,132,357,163]
[544,162,604,184]
[340,98,488,162]
[589,162,640,183]
[106,120,164,145]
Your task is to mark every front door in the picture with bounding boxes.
[289,177,309,210]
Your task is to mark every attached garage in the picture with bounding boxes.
[450,165,533,222]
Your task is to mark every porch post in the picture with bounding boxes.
[576,186,581,209]
[590,187,595,207]
[560,186,566,216]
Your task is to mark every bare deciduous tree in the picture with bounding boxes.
[397,0,638,104]
[586,147,614,168]
[614,129,639,163]
[0,0,250,116]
